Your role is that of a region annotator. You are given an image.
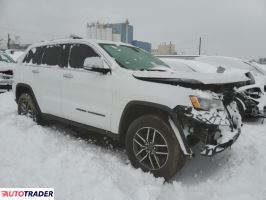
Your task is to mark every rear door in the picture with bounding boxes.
[61,43,113,131]
[22,44,68,116]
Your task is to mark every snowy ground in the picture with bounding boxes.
[0,92,266,200]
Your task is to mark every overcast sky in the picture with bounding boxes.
[0,0,266,59]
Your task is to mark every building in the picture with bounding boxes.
[258,58,266,65]
[86,20,133,43]
[131,40,151,52]
[111,19,133,44]
[86,22,121,42]
[0,37,30,50]
[152,42,177,55]
[86,20,151,52]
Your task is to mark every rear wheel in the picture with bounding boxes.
[18,93,42,124]
[125,115,186,180]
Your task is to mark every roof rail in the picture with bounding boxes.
[69,34,83,39]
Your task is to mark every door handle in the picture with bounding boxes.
[32,69,40,74]
[63,73,73,78]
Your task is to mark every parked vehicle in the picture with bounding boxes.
[0,52,15,92]
[5,49,25,62]
[195,56,266,118]
[159,56,266,118]
[13,39,248,179]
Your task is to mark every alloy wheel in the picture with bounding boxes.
[133,127,169,170]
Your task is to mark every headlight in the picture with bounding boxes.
[190,96,224,111]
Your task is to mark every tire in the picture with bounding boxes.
[125,114,186,180]
[18,93,43,124]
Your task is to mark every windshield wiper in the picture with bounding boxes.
[144,68,167,72]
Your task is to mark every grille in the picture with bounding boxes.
[0,70,13,79]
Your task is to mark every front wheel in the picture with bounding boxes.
[18,93,42,124]
[125,115,186,180]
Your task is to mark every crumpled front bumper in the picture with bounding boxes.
[175,101,242,157]
[193,101,242,157]
[200,127,241,156]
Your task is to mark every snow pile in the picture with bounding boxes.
[0,92,266,200]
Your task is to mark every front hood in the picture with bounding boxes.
[132,70,250,85]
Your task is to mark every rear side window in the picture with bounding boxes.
[42,45,63,66]
[69,44,99,68]
[22,44,69,67]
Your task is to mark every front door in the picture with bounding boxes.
[61,43,113,131]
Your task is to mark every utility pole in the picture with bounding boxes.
[7,33,11,49]
[198,37,202,55]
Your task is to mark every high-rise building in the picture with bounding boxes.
[111,19,133,44]
[86,20,152,52]
[86,20,133,43]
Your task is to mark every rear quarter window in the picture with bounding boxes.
[23,48,36,63]
[23,47,44,65]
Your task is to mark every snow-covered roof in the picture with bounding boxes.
[28,38,133,49]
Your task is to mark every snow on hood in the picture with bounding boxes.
[161,58,251,75]
[0,62,15,71]
[132,70,250,85]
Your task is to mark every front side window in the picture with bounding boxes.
[100,44,169,70]
[69,44,99,68]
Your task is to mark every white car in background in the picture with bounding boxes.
[159,56,266,118]
[5,49,25,62]
[194,56,266,117]
[0,52,16,92]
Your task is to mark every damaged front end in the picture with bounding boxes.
[132,71,246,157]
[174,93,241,157]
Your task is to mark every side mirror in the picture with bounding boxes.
[83,57,111,74]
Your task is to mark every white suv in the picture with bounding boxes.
[13,39,246,179]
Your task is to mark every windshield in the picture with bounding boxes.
[100,44,169,70]
[0,53,15,63]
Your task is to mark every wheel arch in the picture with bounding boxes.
[118,101,179,144]
[15,83,42,114]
